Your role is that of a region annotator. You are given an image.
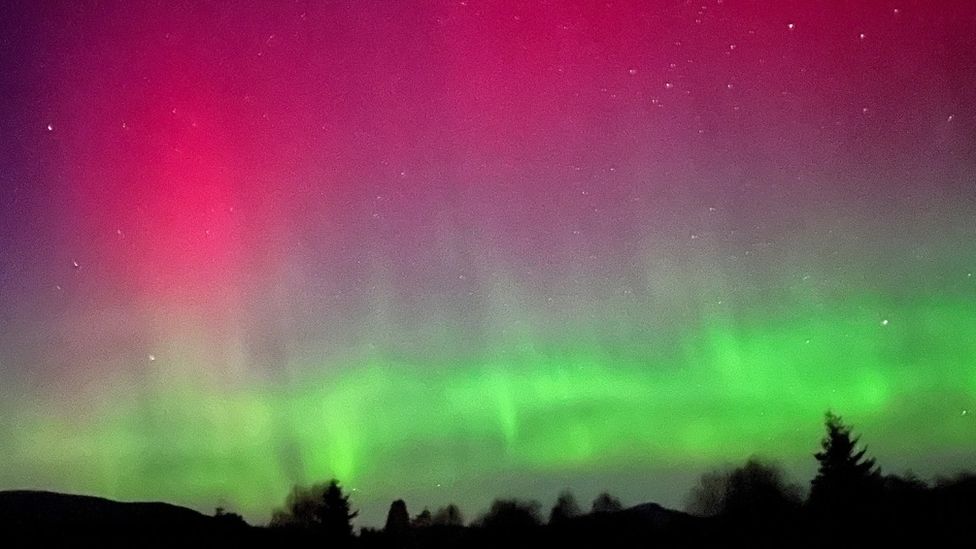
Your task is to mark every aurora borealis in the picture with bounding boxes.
[1,0,975,526]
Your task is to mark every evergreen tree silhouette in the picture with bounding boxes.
[810,412,881,516]
[319,480,358,538]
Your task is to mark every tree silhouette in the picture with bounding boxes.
[431,503,464,527]
[212,506,247,529]
[548,490,581,525]
[685,469,728,517]
[810,412,881,516]
[685,458,802,543]
[270,487,316,528]
[384,499,410,536]
[269,479,358,538]
[319,480,358,538]
[411,507,432,528]
[686,457,801,520]
[590,492,623,514]
[724,458,802,519]
[477,499,542,531]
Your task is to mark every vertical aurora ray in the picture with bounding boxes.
[0,0,974,526]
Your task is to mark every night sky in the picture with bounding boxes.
[1,0,975,526]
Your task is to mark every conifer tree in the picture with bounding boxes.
[810,412,881,512]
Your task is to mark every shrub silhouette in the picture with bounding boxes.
[590,492,623,514]
[213,506,248,529]
[477,499,542,531]
[411,507,432,528]
[685,469,728,517]
[687,457,801,520]
[431,503,464,527]
[548,490,581,525]
[269,479,358,538]
[725,458,802,519]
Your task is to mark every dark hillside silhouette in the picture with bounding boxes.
[0,490,249,541]
[547,499,706,548]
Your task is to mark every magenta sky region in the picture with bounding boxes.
[0,0,974,525]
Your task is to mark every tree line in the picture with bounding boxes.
[254,411,975,547]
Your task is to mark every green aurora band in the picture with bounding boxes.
[5,292,974,524]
